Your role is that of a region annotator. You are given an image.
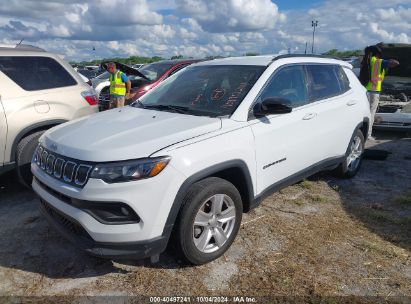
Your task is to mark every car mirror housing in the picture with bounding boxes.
[254,97,293,116]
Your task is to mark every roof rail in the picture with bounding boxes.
[272,54,340,61]
[0,44,45,52]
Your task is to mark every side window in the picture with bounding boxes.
[0,56,76,91]
[259,65,308,108]
[337,66,351,93]
[305,64,342,101]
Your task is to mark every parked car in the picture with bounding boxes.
[77,72,92,86]
[374,43,411,131]
[31,55,370,265]
[96,59,202,111]
[77,68,100,80]
[0,45,98,186]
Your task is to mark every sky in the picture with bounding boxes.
[0,0,410,61]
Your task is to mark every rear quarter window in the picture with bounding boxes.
[336,66,351,93]
[0,56,77,91]
[306,64,344,101]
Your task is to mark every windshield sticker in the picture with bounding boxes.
[211,88,226,101]
[222,82,247,108]
[191,94,203,105]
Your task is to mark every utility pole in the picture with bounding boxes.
[304,42,308,54]
[311,20,318,54]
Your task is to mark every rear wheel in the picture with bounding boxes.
[334,129,365,178]
[16,131,44,187]
[173,177,242,265]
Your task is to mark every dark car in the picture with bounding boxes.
[98,59,202,111]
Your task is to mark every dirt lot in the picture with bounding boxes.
[0,131,410,303]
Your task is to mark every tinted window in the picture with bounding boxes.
[135,65,265,117]
[139,62,174,81]
[337,66,351,93]
[306,65,341,101]
[0,56,77,91]
[259,65,308,108]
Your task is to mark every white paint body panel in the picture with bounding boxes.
[32,55,371,245]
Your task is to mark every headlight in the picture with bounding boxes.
[90,157,170,183]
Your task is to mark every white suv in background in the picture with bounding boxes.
[0,45,98,185]
[31,55,370,265]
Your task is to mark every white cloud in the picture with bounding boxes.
[87,0,163,26]
[175,0,285,32]
[0,0,409,61]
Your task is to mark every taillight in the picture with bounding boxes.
[81,90,98,106]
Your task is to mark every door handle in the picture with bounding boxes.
[302,113,317,120]
[347,100,357,106]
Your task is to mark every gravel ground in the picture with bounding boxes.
[0,131,410,303]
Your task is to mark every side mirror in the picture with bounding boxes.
[254,97,292,116]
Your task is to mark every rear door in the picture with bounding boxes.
[0,98,7,166]
[304,64,358,159]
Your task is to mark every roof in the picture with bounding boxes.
[194,54,350,67]
[195,55,276,66]
[0,44,45,52]
[147,59,203,66]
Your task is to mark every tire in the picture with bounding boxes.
[334,129,365,179]
[173,177,243,265]
[16,131,44,187]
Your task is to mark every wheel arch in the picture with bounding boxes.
[10,119,67,162]
[162,160,254,239]
[359,117,369,139]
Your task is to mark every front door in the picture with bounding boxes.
[249,64,325,195]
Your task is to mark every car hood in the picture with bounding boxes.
[42,107,222,162]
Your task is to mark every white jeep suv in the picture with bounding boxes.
[31,55,370,265]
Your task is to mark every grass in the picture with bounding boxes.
[309,194,328,204]
[355,241,400,258]
[300,179,314,190]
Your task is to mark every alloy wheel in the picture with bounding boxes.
[192,194,237,253]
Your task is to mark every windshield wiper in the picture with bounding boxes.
[144,104,190,114]
[130,99,145,108]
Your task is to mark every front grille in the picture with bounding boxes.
[33,145,93,188]
[40,199,93,241]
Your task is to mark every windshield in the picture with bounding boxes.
[138,62,174,81]
[134,65,265,117]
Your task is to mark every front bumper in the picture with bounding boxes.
[39,198,167,259]
[31,158,186,259]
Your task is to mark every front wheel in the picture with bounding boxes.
[16,131,44,187]
[173,177,243,265]
[334,129,365,178]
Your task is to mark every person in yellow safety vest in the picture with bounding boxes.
[363,45,399,140]
[107,62,131,109]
